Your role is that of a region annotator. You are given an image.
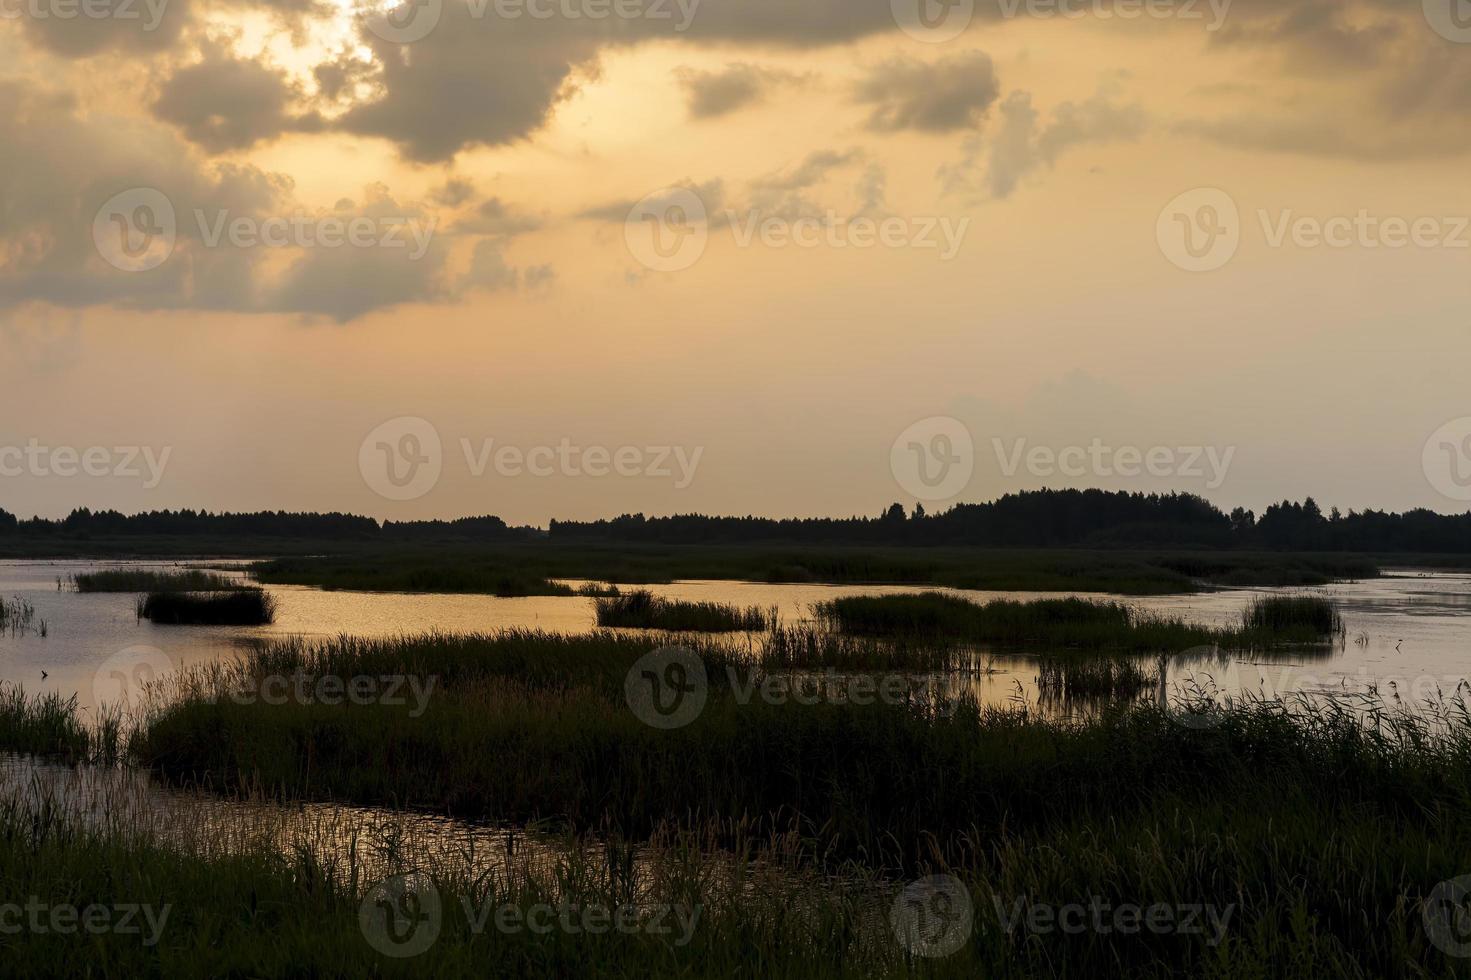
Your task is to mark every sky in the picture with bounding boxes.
[2,0,1470,523]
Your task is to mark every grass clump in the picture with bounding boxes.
[136,589,277,626]
[594,590,774,632]
[1036,658,1156,701]
[0,685,120,762]
[1242,594,1344,640]
[72,569,238,592]
[815,592,1342,652]
[253,557,575,596]
[0,596,45,636]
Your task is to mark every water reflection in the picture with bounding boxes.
[0,560,1466,715]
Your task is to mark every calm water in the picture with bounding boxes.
[0,559,1467,712]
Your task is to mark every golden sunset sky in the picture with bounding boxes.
[2,0,1469,521]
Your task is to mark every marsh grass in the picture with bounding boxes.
[136,589,277,626]
[1035,658,1156,700]
[0,685,121,763]
[594,591,774,632]
[253,557,576,596]
[8,627,1471,975]
[0,596,42,636]
[71,569,238,592]
[815,592,1343,652]
[1241,594,1344,640]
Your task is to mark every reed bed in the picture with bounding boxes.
[0,685,121,762]
[0,595,45,636]
[5,624,1471,974]
[814,592,1343,652]
[71,569,239,592]
[1035,658,1157,700]
[594,591,775,632]
[136,589,277,626]
[1241,594,1344,640]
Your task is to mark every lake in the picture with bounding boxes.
[1,559,1466,713]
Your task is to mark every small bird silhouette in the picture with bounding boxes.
[40,670,48,680]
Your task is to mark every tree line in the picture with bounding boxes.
[2,490,1469,552]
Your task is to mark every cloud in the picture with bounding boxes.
[578,179,726,223]
[153,45,324,152]
[941,82,1146,199]
[0,80,469,323]
[674,62,802,118]
[452,197,543,236]
[854,52,1001,133]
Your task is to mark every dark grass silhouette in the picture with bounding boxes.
[593,590,773,631]
[136,589,276,625]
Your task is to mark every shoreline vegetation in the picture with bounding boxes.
[593,591,775,632]
[249,548,1381,597]
[135,589,277,626]
[814,593,1343,651]
[0,619,1468,974]
[70,569,238,593]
